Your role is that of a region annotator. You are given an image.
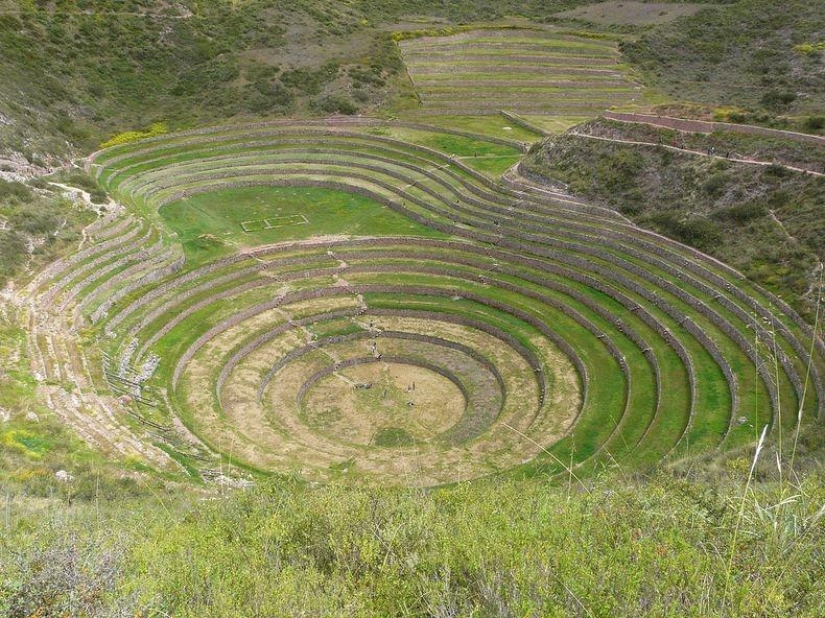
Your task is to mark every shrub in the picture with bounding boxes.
[649,212,722,250]
[713,106,750,123]
[0,229,27,284]
[597,150,644,193]
[8,209,60,236]
[99,122,168,149]
[702,172,729,197]
[761,90,797,111]
[0,180,34,203]
[312,94,358,115]
[713,201,767,223]
[244,80,293,113]
[803,116,824,132]
[2,538,128,618]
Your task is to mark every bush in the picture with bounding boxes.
[0,229,27,284]
[803,116,824,132]
[99,122,168,149]
[312,94,358,115]
[8,209,60,236]
[649,212,722,250]
[761,90,797,111]
[243,80,293,114]
[597,150,644,193]
[713,201,767,223]
[701,172,729,197]
[0,180,34,203]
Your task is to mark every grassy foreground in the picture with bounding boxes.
[2,445,823,617]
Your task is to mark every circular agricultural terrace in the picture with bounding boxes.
[34,119,822,484]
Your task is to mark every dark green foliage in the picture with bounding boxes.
[0,2,370,153]
[244,80,294,114]
[0,180,33,203]
[761,89,798,111]
[372,427,415,447]
[370,33,405,75]
[701,172,729,197]
[713,200,766,223]
[7,210,60,236]
[0,177,94,287]
[311,94,358,115]
[803,116,824,132]
[281,61,340,96]
[649,211,722,250]
[348,66,385,88]
[597,149,645,192]
[0,229,27,284]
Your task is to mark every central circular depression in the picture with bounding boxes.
[300,360,467,447]
[181,311,580,484]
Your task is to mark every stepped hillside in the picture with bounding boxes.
[0,2,823,616]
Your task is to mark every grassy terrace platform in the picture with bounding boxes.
[398,29,641,116]
[21,118,817,483]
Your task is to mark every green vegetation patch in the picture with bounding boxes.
[2,464,823,616]
[372,426,416,447]
[0,179,95,288]
[160,186,444,263]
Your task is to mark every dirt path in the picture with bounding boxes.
[568,131,825,177]
[768,210,796,243]
[603,111,825,146]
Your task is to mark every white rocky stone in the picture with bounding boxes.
[55,470,73,483]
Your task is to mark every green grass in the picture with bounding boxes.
[159,186,446,264]
[9,117,809,493]
[1,4,824,615]
[3,461,823,617]
[417,114,543,142]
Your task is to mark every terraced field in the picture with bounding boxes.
[21,118,823,485]
[398,28,642,116]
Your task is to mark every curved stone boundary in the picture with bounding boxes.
[87,117,527,166]
[146,173,796,424]
[96,123,823,438]
[263,332,506,446]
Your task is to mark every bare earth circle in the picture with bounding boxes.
[301,362,467,446]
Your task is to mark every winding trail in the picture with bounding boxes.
[567,131,825,177]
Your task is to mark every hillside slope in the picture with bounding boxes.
[0,0,597,162]
[621,0,825,116]
[521,118,824,318]
[2,453,824,617]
